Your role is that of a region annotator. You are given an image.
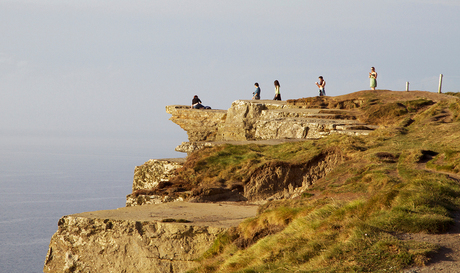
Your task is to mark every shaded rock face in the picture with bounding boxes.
[244,150,343,201]
[189,187,247,203]
[44,216,224,273]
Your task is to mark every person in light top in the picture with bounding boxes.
[369,67,377,90]
[315,76,326,96]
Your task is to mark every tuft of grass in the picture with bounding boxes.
[427,149,460,174]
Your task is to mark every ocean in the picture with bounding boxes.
[0,133,182,273]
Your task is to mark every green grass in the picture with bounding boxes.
[174,141,332,188]
[186,93,460,272]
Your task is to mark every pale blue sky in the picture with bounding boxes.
[1,0,459,157]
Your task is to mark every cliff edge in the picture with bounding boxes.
[166,98,377,153]
[44,90,460,273]
[44,202,257,273]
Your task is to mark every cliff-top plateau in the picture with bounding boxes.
[44,90,460,272]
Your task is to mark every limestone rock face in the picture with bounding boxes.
[127,158,186,207]
[166,100,376,154]
[174,141,218,154]
[44,217,212,273]
[44,96,381,272]
[216,100,278,141]
[165,105,227,142]
[126,194,185,207]
[132,159,185,192]
[44,202,258,273]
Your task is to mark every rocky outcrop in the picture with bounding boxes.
[44,217,205,273]
[216,100,285,141]
[131,159,185,192]
[44,202,258,273]
[174,141,218,154]
[167,100,377,154]
[165,105,227,142]
[126,193,185,207]
[44,91,449,273]
[126,158,187,207]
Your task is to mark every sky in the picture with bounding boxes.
[1,0,459,158]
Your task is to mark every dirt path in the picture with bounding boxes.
[402,211,460,272]
[399,161,460,272]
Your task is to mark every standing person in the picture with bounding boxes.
[315,76,326,96]
[273,80,281,100]
[252,82,261,100]
[369,67,377,90]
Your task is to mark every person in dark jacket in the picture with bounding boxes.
[191,95,204,109]
[191,95,211,109]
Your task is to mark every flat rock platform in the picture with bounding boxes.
[72,201,259,228]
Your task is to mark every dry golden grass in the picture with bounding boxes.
[184,91,460,273]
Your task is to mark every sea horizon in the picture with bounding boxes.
[0,132,183,273]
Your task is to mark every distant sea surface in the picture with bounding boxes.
[0,133,179,273]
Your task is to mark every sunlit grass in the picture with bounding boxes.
[187,93,460,272]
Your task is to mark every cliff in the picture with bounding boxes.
[166,99,378,153]
[121,98,377,205]
[45,91,459,272]
[123,98,381,208]
[44,202,257,273]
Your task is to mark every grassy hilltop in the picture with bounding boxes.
[179,90,460,272]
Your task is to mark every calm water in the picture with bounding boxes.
[0,134,181,273]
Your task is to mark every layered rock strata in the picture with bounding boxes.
[44,202,258,273]
[166,100,377,153]
[165,105,227,142]
[126,158,186,207]
[131,158,185,192]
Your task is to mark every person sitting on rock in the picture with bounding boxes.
[191,95,204,109]
[191,95,211,109]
